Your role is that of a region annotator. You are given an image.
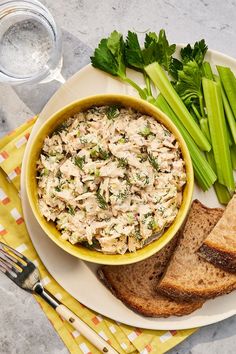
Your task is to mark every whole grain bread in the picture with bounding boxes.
[158,200,236,300]
[98,234,204,317]
[198,195,236,273]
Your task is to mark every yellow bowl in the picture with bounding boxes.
[26,94,194,265]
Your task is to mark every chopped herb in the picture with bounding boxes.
[98,147,110,160]
[139,123,152,137]
[74,156,85,169]
[91,147,110,160]
[55,186,61,192]
[144,212,152,218]
[53,122,69,135]
[116,190,129,201]
[117,157,128,168]
[67,206,75,215]
[89,107,100,114]
[148,153,159,171]
[106,105,120,119]
[158,206,165,214]
[144,175,150,185]
[80,137,88,144]
[134,227,142,240]
[90,149,98,159]
[124,174,132,186]
[148,218,157,230]
[163,128,171,137]
[82,239,101,250]
[96,190,108,209]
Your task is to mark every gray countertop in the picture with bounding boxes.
[0,0,236,353]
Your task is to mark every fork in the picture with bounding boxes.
[0,242,118,354]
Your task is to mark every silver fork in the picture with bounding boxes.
[0,242,118,354]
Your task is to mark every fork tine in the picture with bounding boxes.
[0,242,29,264]
[0,248,25,266]
[0,262,18,282]
[0,252,21,274]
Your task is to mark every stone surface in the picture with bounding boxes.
[0,0,236,353]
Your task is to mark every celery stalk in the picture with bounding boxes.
[214,75,236,144]
[231,145,236,170]
[213,182,231,204]
[217,66,236,120]
[200,118,211,141]
[206,150,231,204]
[202,61,214,80]
[145,62,211,152]
[200,115,231,203]
[202,78,234,190]
[155,95,216,191]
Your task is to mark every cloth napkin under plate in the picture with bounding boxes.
[0,118,197,354]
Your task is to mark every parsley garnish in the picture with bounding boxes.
[180,39,207,66]
[91,31,146,99]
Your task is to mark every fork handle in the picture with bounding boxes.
[56,304,118,354]
[34,284,118,354]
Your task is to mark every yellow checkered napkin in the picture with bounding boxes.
[0,119,197,354]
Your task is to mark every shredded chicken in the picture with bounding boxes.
[37,105,186,254]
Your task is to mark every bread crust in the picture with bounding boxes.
[158,199,236,300]
[199,241,236,273]
[158,279,236,300]
[98,268,204,317]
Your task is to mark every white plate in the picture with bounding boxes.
[21,47,236,330]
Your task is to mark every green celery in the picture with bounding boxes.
[213,182,231,204]
[200,114,231,204]
[145,62,211,152]
[200,118,211,140]
[217,66,236,120]
[155,95,216,191]
[205,150,231,204]
[202,61,214,80]
[202,78,234,190]
[214,75,236,144]
[231,145,236,170]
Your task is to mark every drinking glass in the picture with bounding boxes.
[0,0,64,85]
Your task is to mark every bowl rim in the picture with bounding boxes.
[25,93,194,265]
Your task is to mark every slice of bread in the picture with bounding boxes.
[98,234,204,318]
[198,195,236,273]
[158,200,236,300]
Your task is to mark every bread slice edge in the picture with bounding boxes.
[98,268,204,317]
[199,240,236,273]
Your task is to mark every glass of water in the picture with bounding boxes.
[0,0,63,85]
